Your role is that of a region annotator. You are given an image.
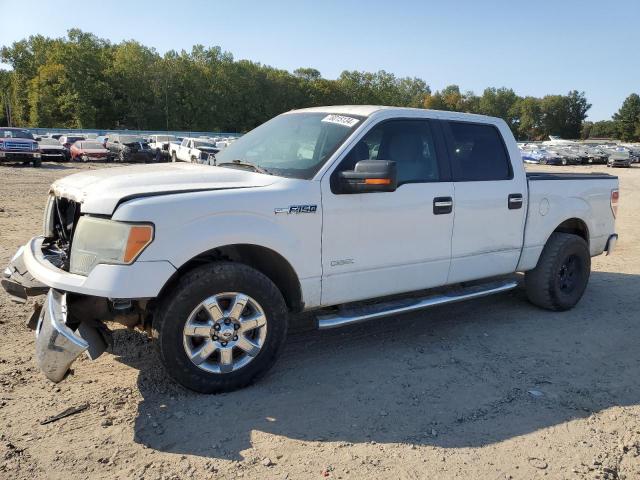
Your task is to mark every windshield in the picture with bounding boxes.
[1,129,34,139]
[215,112,363,179]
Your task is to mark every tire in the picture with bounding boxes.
[118,151,126,163]
[153,262,288,393]
[32,157,42,168]
[171,151,177,162]
[525,232,591,311]
[190,156,197,163]
[561,158,567,166]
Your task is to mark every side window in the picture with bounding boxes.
[444,121,511,181]
[181,139,188,147]
[339,120,440,185]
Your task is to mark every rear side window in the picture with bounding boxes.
[444,121,511,181]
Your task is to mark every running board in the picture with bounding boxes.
[317,280,518,329]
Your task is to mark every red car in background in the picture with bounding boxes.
[69,140,112,162]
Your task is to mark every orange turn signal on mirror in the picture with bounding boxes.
[123,225,154,263]
[364,178,391,185]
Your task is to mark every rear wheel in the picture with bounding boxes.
[171,151,177,162]
[153,262,288,393]
[525,233,590,311]
[32,157,42,168]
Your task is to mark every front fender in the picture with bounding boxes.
[111,184,322,285]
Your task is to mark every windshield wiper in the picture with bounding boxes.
[217,159,273,175]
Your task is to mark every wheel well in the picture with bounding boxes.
[158,244,304,313]
[553,218,589,244]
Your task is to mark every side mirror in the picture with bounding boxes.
[337,160,397,194]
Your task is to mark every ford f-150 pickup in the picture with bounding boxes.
[0,127,42,167]
[2,106,620,393]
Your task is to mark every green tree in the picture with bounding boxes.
[612,93,640,141]
[512,96,543,140]
[586,120,618,138]
[479,87,519,131]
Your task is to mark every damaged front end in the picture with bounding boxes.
[36,289,96,382]
[2,194,148,382]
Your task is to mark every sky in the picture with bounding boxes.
[1,0,637,121]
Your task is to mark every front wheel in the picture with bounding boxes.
[525,232,590,311]
[171,152,177,162]
[32,157,42,168]
[153,262,288,393]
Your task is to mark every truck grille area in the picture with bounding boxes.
[45,196,81,271]
[4,141,32,151]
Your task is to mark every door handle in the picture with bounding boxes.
[433,196,453,215]
[508,193,523,210]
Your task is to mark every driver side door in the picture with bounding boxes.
[320,118,455,306]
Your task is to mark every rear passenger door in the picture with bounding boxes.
[440,120,527,283]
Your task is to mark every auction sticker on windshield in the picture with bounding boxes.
[321,114,360,128]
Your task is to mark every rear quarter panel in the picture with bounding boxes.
[518,177,618,271]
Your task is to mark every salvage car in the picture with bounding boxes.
[58,135,86,150]
[106,134,154,163]
[69,140,111,162]
[148,134,178,162]
[171,137,219,163]
[38,138,68,162]
[2,106,619,393]
[0,127,42,167]
[606,147,632,168]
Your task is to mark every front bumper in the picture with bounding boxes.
[0,151,41,162]
[41,152,66,160]
[4,236,175,299]
[35,289,90,382]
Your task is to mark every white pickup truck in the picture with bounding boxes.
[147,134,178,162]
[2,106,619,393]
[170,137,219,163]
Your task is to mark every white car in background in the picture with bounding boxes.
[171,137,219,163]
[148,134,178,162]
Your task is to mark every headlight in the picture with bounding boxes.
[69,217,154,275]
[43,196,55,237]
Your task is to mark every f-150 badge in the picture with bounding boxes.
[274,205,318,215]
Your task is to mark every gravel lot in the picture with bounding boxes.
[1,160,639,480]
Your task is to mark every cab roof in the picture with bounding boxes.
[288,105,503,124]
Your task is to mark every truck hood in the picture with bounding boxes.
[51,163,278,214]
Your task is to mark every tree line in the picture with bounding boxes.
[0,29,637,141]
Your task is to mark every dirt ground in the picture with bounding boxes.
[0,160,639,480]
